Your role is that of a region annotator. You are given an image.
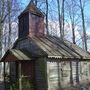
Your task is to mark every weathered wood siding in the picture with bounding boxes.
[47,61,71,90]
[29,13,44,37]
[35,58,47,90]
[3,54,18,62]
[21,61,35,81]
[21,61,35,90]
[10,62,18,82]
[15,38,44,56]
[15,38,90,89]
[15,38,30,49]
[18,13,44,38]
[19,13,29,38]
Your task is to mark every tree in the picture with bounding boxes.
[0,0,7,58]
[7,0,12,48]
[0,0,22,82]
[65,0,81,84]
[34,0,37,6]
[46,0,49,35]
[79,0,87,51]
[61,0,65,39]
[57,0,62,38]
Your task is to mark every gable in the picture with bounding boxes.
[1,49,32,62]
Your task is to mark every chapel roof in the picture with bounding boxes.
[19,1,44,17]
[1,36,90,62]
[29,36,90,60]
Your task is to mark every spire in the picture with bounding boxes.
[18,0,45,38]
[21,1,44,17]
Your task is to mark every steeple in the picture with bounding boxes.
[21,1,44,17]
[18,1,44,38]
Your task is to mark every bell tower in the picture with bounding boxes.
[18,1,44,38]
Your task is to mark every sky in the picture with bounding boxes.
[21,0,90,31]
[21,0,90,17]
[21,0,90,50]
[21,0,29,8]
[85,2,90,16]
[21,0,90,22]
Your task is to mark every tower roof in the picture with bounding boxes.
[20,1,44,17]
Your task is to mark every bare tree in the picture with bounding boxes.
[65,0,80,44]
[46,0,49,35]
[34,0,37,6]
[79,0,87,51]
[0,0,22,82]
[61,0,65,39]
[0,0,7,58]
[57,0,62,38]
[65,0,81,84]
[7,0,12,48]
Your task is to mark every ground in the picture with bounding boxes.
[0,82,4,90]
[0,81,90,90]
[62,83,90,90]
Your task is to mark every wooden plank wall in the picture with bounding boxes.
[35,58,47,90]
[29,13,44,37]
[19,13,29,38]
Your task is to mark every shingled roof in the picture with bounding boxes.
[1,36,90,62]
[20,1,44,17]
[28,36,90,60]
[1,49,32,62]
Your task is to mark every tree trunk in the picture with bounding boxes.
[0,0,5,58]
[79,0,87,51]
[34,0,37,6]
[46,0,49,35]
[7,0,12,48]
[61,0,65,39]
[57,0,62,38]
[0,27,2,58]
[72,23,76,44]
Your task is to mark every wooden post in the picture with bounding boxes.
[44,57,48,90]
[57,62,61,89]
[76,60,79,83]
[3,62,6,90]
[70,61,73,84]
[47,63,50,90]
[19,63,22,90]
